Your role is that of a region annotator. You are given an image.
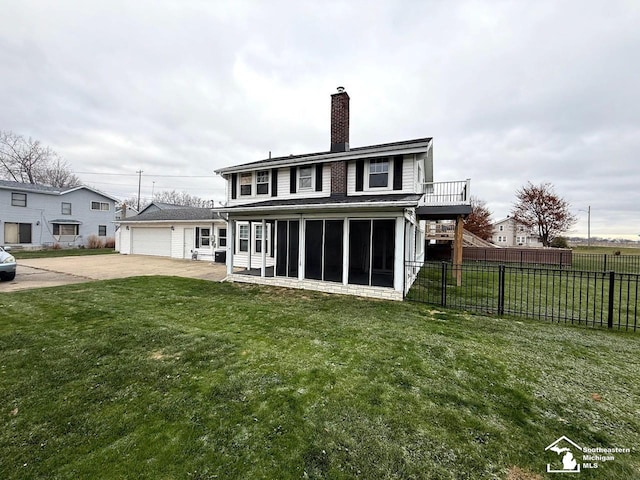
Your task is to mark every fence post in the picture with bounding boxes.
[498,265,505,315]
[607,271,615,329]
[441,262,447,307]
[603,254,607,272]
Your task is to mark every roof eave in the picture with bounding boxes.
[220,200,420,214]
[215,139,433,175]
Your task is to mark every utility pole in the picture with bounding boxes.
[152,181,155,198]
[136,170,143,211]
[587,205,591,247]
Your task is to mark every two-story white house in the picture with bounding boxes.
[214,88,471,301]
[492,216,543,247]
[0,180,119,248]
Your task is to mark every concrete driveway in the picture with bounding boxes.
[0,254,228,292]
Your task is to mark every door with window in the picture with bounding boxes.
[4,223,32,244]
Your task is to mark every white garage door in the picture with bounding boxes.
[131,227,172,256]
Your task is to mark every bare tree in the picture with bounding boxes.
[153,190,213,208]
[0,130,80,188]
[34,157,81,188]
[464,196,493,241]
[511,182,577,247]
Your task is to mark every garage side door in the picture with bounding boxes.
[131,227,172,257]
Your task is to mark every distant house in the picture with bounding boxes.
[214,88,472,300]
[115,204,138,220]
[0,179,118,248]
[116,206,227,261]
[492,217,543,247]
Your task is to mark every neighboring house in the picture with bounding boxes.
[492,216,543,247]
[115,204,138,220]
[0,179,118,248]
[214,88,471,300]
[137,202,194,215]
[116,206,227,262]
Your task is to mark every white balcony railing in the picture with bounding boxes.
[420,179,471,206]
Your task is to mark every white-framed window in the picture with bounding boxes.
[369,159,389,188]
[499,225,504,232]
[299,166,313,190]
[218,228,227,247]
[11,192,27,207]
[53,224,79,236]
[256,170,269,195]
[238,224,249,252]
[254,224,270,254]
[61,202,72,215]
[98,225,107,236]
[240,173,252,196]
[196,227,211,247]
[91,201,110,211]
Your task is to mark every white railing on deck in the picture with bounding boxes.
[421,179,471,206]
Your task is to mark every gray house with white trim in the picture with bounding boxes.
[0,180,118,248]
[215,88,472,300]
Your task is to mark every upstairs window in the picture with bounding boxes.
[369,159,389,187]
[11,192,27,207]
[256,170,269,195]
[299,166,312,190]
[62,202,72,215]
[240,173,252,196]
[91,201,110,211]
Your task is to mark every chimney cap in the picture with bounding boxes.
[336,86,345,93]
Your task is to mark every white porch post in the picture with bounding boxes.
[342,217,349,286]
[227,219,235,276]
[261,219,266,277]
[394,216,405,293]
[247,221,252,271]
[298,217,305,281]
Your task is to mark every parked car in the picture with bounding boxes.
[0,246,16,281]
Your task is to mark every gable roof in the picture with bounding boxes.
[0,179,119,202]
[215,137,432,174]
[138,202,195,215]
[118,207,224,223]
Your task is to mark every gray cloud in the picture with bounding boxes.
[1,0,638,238]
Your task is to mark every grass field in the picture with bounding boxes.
[1,278,639,479]
[11,248,117,260]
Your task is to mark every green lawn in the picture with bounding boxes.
[1,278,639,479]
[11,248,117,260]
[572,246,640,256]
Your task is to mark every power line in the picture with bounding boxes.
[75,171,219,178]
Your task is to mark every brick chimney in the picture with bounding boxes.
[330,86,350,153]
[329,87,349,196]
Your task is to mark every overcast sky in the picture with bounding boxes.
[2,0,639,239]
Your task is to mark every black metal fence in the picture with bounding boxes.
[406,261,639,332]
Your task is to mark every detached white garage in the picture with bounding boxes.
[116,206,227,261]
[131,227,172,256]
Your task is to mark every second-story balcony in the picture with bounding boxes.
[416,179,472,220]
